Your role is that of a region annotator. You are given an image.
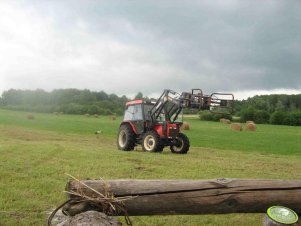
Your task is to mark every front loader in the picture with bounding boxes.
[117,89,233,154]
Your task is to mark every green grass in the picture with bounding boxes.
[0,109,300,226]
[185,118,301,155]
[0,110,120,136]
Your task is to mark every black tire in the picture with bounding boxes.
[142,131,162,152]
[156,144,164,153]
[170,133,190,154]
[117,124,136,151]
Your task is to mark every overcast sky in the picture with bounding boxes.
[0,0,300,99]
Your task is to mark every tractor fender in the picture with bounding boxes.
[120,121,137,134]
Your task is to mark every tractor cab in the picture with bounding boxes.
[122,99,182,137]
[123,100,153,122]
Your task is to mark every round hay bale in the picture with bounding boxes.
[181,121,190,130]
[246,121,254,124]
[94,114,99,118]
[111,115,116,120]
[246,122,256,131]
[27,114,35,120]
[220,118,231,124]
[230,123,242,131]
[84,113,90,118]
[224,119,231,124]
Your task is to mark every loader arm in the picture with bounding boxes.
[149,89,234,123]
[150,89,184,123]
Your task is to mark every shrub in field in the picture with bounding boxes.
[63,103,83,114]
[270,111,287,125]
[212,113,232,121]
[240,107,256,122]
[87,105,101,115]
[232,116,240,122]
[102,108,113,115]
[284,111,301,126]
[199,111,214,121]
[199,111,232,122]
[254,110,270,124]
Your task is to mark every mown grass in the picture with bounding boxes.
[185,118,301,155]
[0,109,300,226]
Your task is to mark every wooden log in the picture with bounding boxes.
[65,178,301,216]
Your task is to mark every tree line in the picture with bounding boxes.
[0,89,140,116]
[1,89,301,125]
[201,94,301,126]
[236,94,301,126]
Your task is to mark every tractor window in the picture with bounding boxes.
[171,109,183,122]
[143,104,153,121]
[124,105,143,121]
[124,105,134,121]
[158,111,166,122]
[133,104,143,120]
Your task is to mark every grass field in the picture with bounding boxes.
[0,109,300,226]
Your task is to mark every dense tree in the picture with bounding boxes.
[78,89,96,104]
[254,110,270,124]
[199,111,232,121]
[240,107,256,122]
[270,111,287,125]
[0,89,129,116]
[1,89,301,126]
[201,94,301,126]
[282,111,301,126]
[134,92,143,100]
[235,94,301,115]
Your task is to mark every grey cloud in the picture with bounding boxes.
[99,1,301,93]
[0,0,300,97]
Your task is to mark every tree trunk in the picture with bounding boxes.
[65,178,301,216]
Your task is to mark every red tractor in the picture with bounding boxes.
[117,89,233,154]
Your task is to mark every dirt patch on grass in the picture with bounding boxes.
[0,126,113,149]
[126,158,143,164]
[134,166,146,170]
[0,211,25,225]
[0,126,66,142]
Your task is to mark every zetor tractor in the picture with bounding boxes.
[117,89,233,154]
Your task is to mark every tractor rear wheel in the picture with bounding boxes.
[170,133,190,154]
[117,124,136,151]
[142,131,162,152]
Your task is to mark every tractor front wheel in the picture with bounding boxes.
[170,133,190,154]
[117,124,136,151]
[142,131,162,152]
